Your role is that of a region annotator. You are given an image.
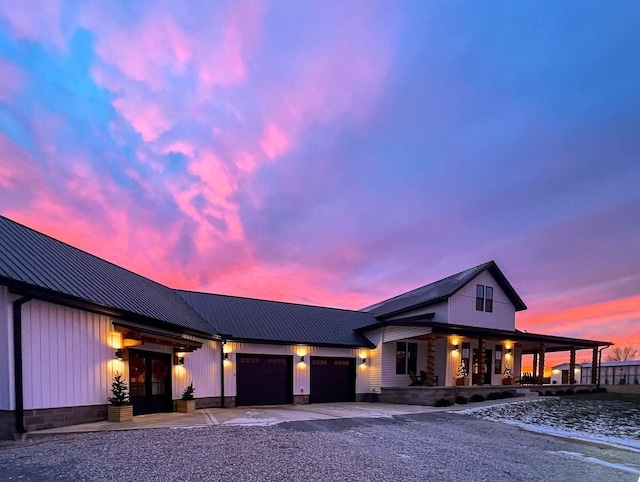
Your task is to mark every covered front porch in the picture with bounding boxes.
[376,319,610,390]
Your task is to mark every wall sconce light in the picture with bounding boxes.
[361,358,367,365]
[224,352,229,361]
[506,348,512,355]
[453,344,459,352]
[115,349,123,360]
[177,356,185,366]
[300,355,305,363]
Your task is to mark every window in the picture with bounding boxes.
[495,345,502,374]
[396,342,406,374]
[396,341,418,375]
[485,286,494,312]
[476,284,484,311]
[461,342,470,377]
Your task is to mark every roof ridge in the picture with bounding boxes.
[362,260,494,311]
[175,288,372,315]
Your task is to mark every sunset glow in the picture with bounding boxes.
[1,2,638,360]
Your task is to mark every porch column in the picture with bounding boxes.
[532,352,538,378]
[569,347,576,385]
[477,337,485,385]
[537,344,545,384]
[591,348,598,384]
[426,336,436,387]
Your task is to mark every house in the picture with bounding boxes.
[552,360,640,386]
[0,215,611,438]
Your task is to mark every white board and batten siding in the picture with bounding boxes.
[385,301,448,323]
[0,286,15,410]
[172,338,219,400]
[224,342,371,397]
[448,270,516,331]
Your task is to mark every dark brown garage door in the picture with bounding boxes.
[310,357,356,403]
[236,354,293,406]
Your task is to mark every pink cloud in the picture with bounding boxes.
[259,122,289,160]
[0,59,24,101]
[0,0,66,49]
[113,98,172,142]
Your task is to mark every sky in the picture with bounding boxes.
[0,1,638,364]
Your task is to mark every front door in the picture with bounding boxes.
[472,349,493,385]
[129,350,173,415]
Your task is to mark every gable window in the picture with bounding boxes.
[476,285,485,311]
[396,341,418,375]
[485,286,494,312]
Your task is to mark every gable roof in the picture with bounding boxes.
[362,260,527,318]
[0,216,214,336]
[176,290,376,348]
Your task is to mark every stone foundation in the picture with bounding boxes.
[24,404,108,432]
[0,410,15,440]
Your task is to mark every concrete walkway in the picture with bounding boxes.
[28,397,540,436]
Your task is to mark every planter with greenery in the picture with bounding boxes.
[108,371,133,422]
[502,363,514,385]
[177,382,196,413]
[455,361,469,386]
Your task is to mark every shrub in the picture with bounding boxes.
[536,391,544,397]
[434,398,452,407]
[487,392,502,400]
[598,387,608,393]
[501,391,515,399]
[555,389,565,396]
[181,382,195,401]
[564,388,574,395]
[469,394,485,403]
[454,395,468,405]
[108,372,130,406]
[576,389,590,394]
[544,390,553,396]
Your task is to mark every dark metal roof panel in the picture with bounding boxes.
[0,216,213,334]
[363,260,527,318]
[176,290,376,348]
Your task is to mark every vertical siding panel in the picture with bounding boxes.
[22,303,33,409]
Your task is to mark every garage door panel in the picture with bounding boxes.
[310,357,355,403]
[236,355,292,406]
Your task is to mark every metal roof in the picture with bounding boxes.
[362,260,527,318]
[176,290,376,348]
[0,215,214,335]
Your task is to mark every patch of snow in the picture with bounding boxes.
[222,417,281,426]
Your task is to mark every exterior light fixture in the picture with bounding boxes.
[453,344,459,352]
[115,349,123,360]
[361,358,367,365]
[300,356,305,363]
[506,348,513,355]
[178,356,185,366]
[224,352,229,361]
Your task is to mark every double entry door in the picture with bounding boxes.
[128,350,173,415]
[472,349,493,385]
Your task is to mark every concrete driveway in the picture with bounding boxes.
[28,397,539,436]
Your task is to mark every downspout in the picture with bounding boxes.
[13,296,32,435]
[220,340,226,408]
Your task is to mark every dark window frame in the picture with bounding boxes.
[395,341,418,375]
[494,344,502,374]
[485,286,494,312]
[476,284,485,311]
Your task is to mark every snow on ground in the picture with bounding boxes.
[456,398,640,452]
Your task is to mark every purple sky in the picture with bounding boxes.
[0,1,639,356]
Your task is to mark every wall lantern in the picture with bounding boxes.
[177,356,185,366]
[300,355,305,363]
[506,348,513,355]
[453,344,459,352]
[224,352,229,361]
[361,358,367,365]
[115,349,123,360]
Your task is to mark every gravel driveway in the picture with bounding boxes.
[0,411,638,481]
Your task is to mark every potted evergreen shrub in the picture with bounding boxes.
[108,371,133,422]
[177,382,196,413]
[502,363,514,385]
[455,361,469,386]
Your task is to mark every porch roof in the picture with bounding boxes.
[356,317,612,353]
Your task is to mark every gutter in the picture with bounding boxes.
[12,296,32,435]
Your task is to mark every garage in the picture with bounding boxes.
[236,354,293,406]
[310,357,356,403]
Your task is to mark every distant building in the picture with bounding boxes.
[552,360,640,385]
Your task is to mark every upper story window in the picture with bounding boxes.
[476,284,494,312]
[476,284,484,311]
